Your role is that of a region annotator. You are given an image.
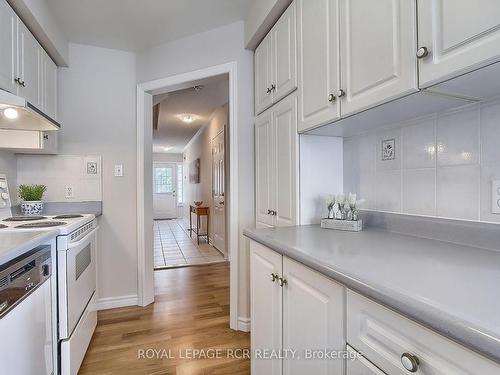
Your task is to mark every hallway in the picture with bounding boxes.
[154,219,225,268]
[79,263,250,374]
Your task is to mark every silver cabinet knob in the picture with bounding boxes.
[401,353,419,372]
[337,89,346,98]
[328,94,336,102]
[416,46,429,59]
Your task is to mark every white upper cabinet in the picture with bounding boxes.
[255,109,275,228]
[17,20,41,109]
[418,0,500,87]
[255,36,273,115]
[282,257,345,375]
[297,0,341,132]
[0,0,17,94]
[339,0,418,116]
[255,95,298,228]
[255,1,297,115]
[272,95,298,227]
[41,50,57,120]
[271,1,297,104]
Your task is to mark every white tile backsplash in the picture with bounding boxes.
[437,165,480,220]
[436,105,480,166]
[376,170,401,212]
[17,155,102,202]
[343,99,500,223]
[403,169,436,216]
[402,116,436,169]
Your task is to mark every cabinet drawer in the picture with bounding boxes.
[347,290,500,374]
[347,345,386,375]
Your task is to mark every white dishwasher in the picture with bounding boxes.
[0,245,54,375]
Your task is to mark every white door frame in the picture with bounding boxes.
[137,62,239,330]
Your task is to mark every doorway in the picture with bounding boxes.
[153,162,177,219]
[137,62,239,329]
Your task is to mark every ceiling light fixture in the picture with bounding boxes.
[182,114,195,123]
[3,107,18,120]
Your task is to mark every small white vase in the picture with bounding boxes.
[21,201,44,215]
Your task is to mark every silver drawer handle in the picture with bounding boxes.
[401,352,419,372]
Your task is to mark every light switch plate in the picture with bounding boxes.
[492,180,500,214]
[114,164,123,177]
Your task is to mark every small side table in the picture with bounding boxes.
[189,205,209,245]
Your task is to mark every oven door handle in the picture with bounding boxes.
[67,226,100,249]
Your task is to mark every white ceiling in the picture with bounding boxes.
[153,74,228,154]
[46,0,249,51]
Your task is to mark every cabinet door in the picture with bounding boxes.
[17,20,41,108]
[283,257,345,375]
[346,346,386,375]
[297,0,341,132]
[255,109,275,227]
[250,241,283,375]
[271,0,297,103]
[418,0,500,87]
[272,95,298,227]
[255,35,273,115]
[0,0,17,93]
[339,0,417,116]
[42,51,57,120]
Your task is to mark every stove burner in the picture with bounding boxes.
[0,224,7,229]
[52,214,84,219]
[16,221,67,228]
[3,216,47,222]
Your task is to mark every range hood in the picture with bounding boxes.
[0,89,60,131]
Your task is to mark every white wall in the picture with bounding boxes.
[0,151,17,201]
[300,135,343,224]
[137,20,254,320]
[244,0,292,49]
[152,153,183,163]
[183,104,228,235]
[57,43,138,303]
[344,99,500,224]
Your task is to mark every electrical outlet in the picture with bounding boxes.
[492,180,500,214]
[114,164,123,177]
[65,185,74,199]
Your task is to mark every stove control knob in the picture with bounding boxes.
[1,192,8,200]
[0,181,7,189]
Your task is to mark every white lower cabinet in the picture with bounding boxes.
[250,241,283,375]
[283,257,345,375]
[250,242,500,375]
[346,346,386,375]
[346,290,500,375]
[250,241,346,375]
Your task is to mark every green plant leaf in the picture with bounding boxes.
[18,184,47,201]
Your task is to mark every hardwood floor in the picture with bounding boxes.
[79,263,250,375]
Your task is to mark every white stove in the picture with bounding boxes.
[0,173,98,375]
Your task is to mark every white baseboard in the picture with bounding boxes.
[237,317,251,332]
[95,294,138,311]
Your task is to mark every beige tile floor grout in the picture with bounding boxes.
[154,219,226,269]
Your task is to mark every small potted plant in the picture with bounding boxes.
[18,184,47,215]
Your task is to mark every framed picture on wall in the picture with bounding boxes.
[189,158,200,184]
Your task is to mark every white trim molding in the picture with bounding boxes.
[136,61,240,331]
[96,295,139,311]
[237,317,251,332]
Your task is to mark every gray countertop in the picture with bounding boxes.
[243,225,500,363]
[0,230,59,265]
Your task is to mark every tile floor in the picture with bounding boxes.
[154,219,226,269]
